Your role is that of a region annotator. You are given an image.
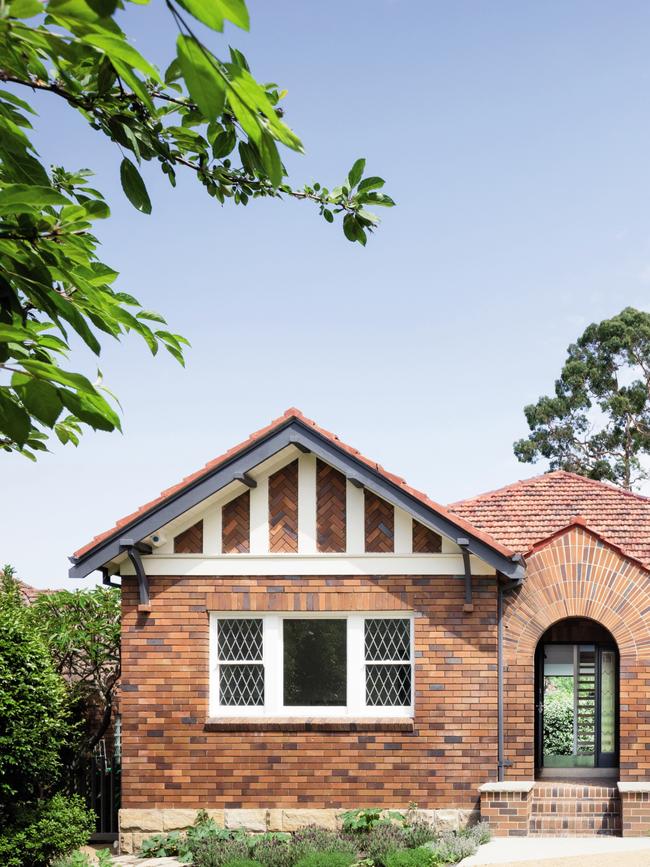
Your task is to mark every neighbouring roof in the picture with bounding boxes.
[70,408,523,580]
[449,470,650,570]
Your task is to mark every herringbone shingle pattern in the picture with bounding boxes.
[316,460,346,552]
[365,491,394,553]
[268,460,299,552]
[222,491,250,553]
[173,520,203,554]
[412,520,442,553]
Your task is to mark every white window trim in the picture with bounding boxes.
[209,612,414,719]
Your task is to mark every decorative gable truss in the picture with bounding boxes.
[120,447,491,578]
[71,411,524,583]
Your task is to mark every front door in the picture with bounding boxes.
[536,642,618,770]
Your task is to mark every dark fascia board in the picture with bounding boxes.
[69,418,524,581]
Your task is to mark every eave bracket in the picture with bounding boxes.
[119,537,152,606]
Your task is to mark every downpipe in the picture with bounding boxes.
[497,568,524,781]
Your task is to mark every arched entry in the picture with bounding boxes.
[535,618,619,774]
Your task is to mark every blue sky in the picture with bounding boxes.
[3,0,650,588]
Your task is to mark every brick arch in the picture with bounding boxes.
[502,524,650,780]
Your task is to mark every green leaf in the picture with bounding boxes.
[258,131,282,186]
[322,209,334,223]
[176,35,226,122]
[119,158,152,214]
[17,379,63,427]
[0,184,70,208]
[81,33,161,83]
[347,158,366,190]
[60,389,121,432]
[8,0,44,18]
[18,360,97,394]
[0,390,31,446]
[176,0,249,32]
[357,176,385,194]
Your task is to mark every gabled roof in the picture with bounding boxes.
[69,408,523,580]
[449,470,650,570]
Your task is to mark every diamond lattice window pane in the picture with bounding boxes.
[365,619,410,661]
[219,664,264,705]
[218,619,263,661]
[366,664,411,706]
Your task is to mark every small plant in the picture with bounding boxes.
[341,810,405,834]
[460,821,491,846]
[291,826,357,861]
[425,833,478,865]
[192,836,251,867]
[52,851,113,867]
[223,860,264,867]
[361,824,409,866]
[140,830,185,858]
[384,848,443,867]
[295,853,357,867]
[249,833,295,867]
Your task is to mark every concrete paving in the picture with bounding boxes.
[460,836,650,866]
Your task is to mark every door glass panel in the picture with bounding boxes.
[600,650,616,754]
[543,645,576,767]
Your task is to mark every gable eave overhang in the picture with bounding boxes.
[69,418,525,581]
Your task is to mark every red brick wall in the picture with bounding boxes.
[121,574,497,811]
[502,525,650,780]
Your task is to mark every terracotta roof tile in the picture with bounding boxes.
[72,408,514,562]
[449,470,650,569]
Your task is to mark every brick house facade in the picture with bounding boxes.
[70,410,650,845]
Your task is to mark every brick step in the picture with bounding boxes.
[531,799,620,815]
[529,813,621,836]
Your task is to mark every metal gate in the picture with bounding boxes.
[76,738,121,842]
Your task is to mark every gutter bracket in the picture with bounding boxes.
[457,537,473,611]
[119,537,152,606]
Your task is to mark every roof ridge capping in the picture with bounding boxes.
[70,407,523,581]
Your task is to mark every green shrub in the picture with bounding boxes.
[384,847,442,867]
[0,794,96,867]
[0,571,69,811]
[425,832,478,865]
[543,691,574,756]
[223,860,264,867]
[403,818,436,849]
[192,836,251,867]
[291,826,357,861]
[249,834,295,867]
[52,850,113,867]
[340,809,405,833]
[294,852,357,867]
[460,820,490,846]
[360,823,409,865]
[140,830,186,858]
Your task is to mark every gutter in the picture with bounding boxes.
[497,562,524,781]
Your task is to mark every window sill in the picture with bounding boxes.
[204,717,414,733]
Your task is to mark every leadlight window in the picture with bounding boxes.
[365,618,412,706]
[210,614,414,718]
[216,618,264,706]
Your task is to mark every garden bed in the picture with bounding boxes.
[130,808,490,867]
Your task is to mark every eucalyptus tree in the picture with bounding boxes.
[514,307,650,490]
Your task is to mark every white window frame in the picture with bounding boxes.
[209,612,414,718]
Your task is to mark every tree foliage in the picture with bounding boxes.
[29,585,121,764]
[0,565,68,809]
[514,307,650,490]
[0,0,394,458]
